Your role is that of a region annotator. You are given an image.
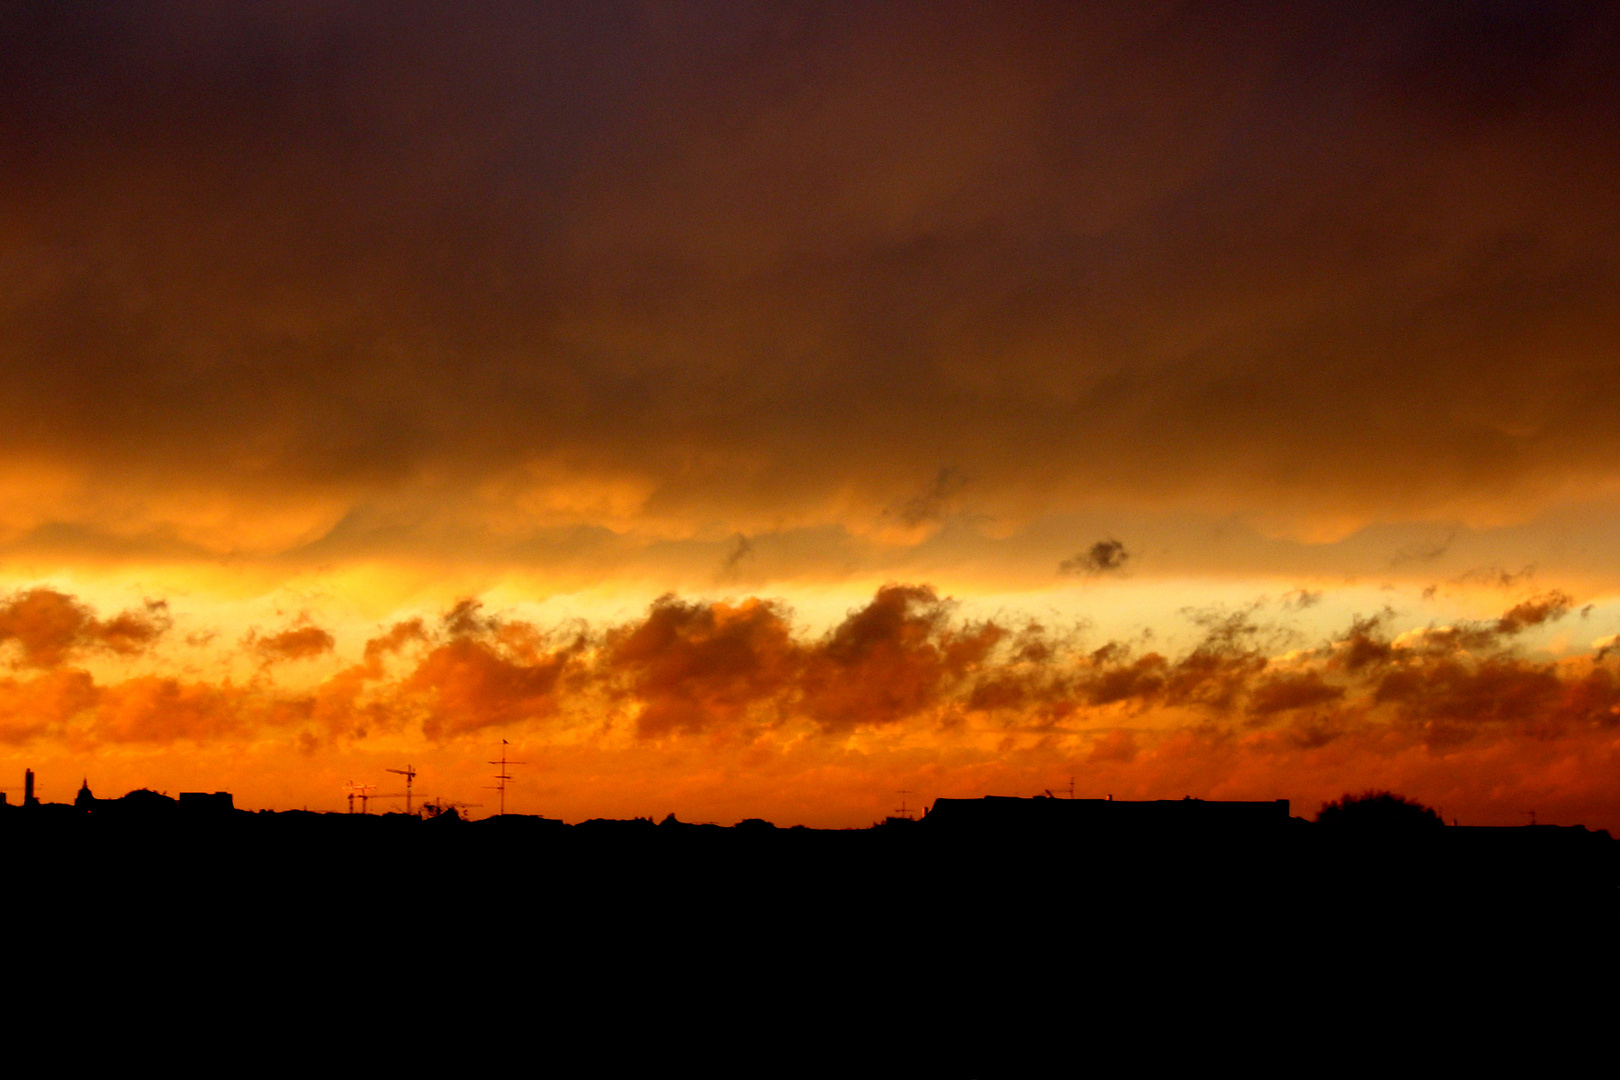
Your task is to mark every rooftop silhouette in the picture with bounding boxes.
[7,772,1612,898]
[7,770,1610,1075]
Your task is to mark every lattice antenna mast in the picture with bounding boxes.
[386,765,418,816]
[487,741,527,816]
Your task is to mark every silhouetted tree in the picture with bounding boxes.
[1316,790,1443,830]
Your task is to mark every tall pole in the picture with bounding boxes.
[488,741,527,816]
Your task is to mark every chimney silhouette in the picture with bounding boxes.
[24,768,36,807]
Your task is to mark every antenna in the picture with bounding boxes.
[486,741,527,816]
[894,789,916,820]
[386,765,418,816]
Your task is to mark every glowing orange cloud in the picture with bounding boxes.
[0,584,1616,829]
[0,588,169,669]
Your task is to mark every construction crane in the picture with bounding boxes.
[386,765,418,816]
[343,781,375,814]
[341,782,415,814]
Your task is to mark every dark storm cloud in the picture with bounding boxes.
[2,1,1618,551]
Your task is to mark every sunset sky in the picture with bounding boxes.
[3,1,1619,827]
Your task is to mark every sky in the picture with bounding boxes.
[2,0,1619,827]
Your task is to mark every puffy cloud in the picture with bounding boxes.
[404,637,574,740]
[362,619,427,670]
[1247,672,1345,718]
[2,583,1618,827]
[368,601,589,741]
[1332,612,1397,673]
[799,585,1001,732]
[0,588,169,668]
[1495,591,1573,635]
[1082,649,1169,708]
[0,667,276,749]
[0,668,97,744]
[604,596,799,738]
[252,625,336,664]
[87,676,265,745]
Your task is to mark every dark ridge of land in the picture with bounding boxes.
[8,794,1612,1072]
[8,793,1614,931]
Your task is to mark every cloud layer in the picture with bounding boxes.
[4,6,1619,825]
[2,583,1617,827]
[0,2,1617,562]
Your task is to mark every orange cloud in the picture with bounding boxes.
[401,604,583,741]
[0,588,169,668]
[801,585,1003,732]
[87,676,266,745]
[1247,672,1345,718]
[0,668,97,744]
[253,625,336,664]
[0,584,1617,828]
[604,595,799,738]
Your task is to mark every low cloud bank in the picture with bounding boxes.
[1,584,1617,825]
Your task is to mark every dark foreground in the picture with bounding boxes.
[6,804,1614,1073]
